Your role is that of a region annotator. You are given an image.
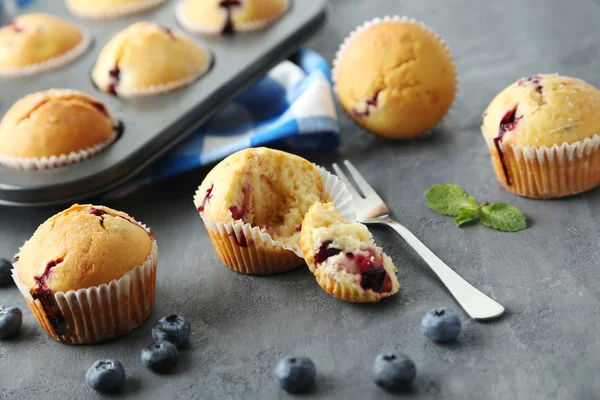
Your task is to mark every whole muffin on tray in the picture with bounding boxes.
[65,0,167,19]
[176,0,289,35]
[300,202,400,303]
[482,74,600,198]
[12,205,158,344]
[194,147,333,275]
[92,21,211,98]
[0,89,118,170]
[0,13,90,76]
[333,16,457,140]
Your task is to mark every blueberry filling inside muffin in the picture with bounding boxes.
[219,0,242,35]
[197,184,214,212]
[315,240,341,264]
[518,75,543,94]
[229,185,252,222]
[493,105,521,186]
[32,259,66,337]
[89,207,107,227]
[108,67,121,96]
[8,20,23,33]
[351,90,381,118]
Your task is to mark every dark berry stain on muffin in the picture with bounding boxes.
[89,207,108,228]
[229,186,251,222]
[198,184,214,212]
[351,251,392,293]
[315,240,342,265]
[32,258,66,338]
[159,25,176,40]
[108,67,121,96]
[8,20,23,32]
[360,267,387,292]
[295,224,302,232]
[219,0,242,35]
[230,232,249,247]
[518,75,543,94]
[118,216,156,241]
[494,105,522,186]
[351,90,381,118]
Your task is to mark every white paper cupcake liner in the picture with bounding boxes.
[194,166,356,274]
[0,93,120,170]
[11,224,157,345]
[482,127,600,197]
[175,0,290,35]
[331,15,458,133]
[0,29,92,77]
[65,0,167,19]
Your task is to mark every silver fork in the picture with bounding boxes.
[332,160,505,321]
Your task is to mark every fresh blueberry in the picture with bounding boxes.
[152,315,191,349]
[85,359,125,393]
[372,352,416,392]
[0,258,13,286]
[274,355,317,393]
[140,341,178,373]
[421,308,462,342]
[0,306,22,339]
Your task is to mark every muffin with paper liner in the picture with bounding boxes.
[481,74,600,198]
[176,0,289,36]
[0,89,119,170]
[300,202,400,303]
[332,16,457,140]
[11,205,158,344]
[0,13,90,77]
[65,0,167,19]
[194,147,356,275]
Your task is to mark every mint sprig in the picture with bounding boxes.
[425,184,527,232]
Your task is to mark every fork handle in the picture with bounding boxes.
[376,218,505,320]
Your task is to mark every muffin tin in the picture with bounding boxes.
[0,0,327,206]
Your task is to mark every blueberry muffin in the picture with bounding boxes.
[91,21,211,98]
[300,202,400,303]
[12,205,158,344]
[0,89,118,169]
[176,0,289,35]
[194,147,332,275]
[333,16,457,140]
[482,74,600,198]
[0,13,90,76]
[65,0,167,19]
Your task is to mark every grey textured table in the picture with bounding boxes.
[1,0,600,399]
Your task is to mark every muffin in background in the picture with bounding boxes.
[481,74,600,198]
[300,202,400,303]
[65,0,167,19]
[0,89,118,170]
[333,16,457,140]
[176,0,289,36]
[0,13,90,76]
[12,204,158,344]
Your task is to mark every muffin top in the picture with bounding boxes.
[176,0,289,35]
[66,0,166,19]
[195,147,331,246]
[482,74,600,148]
[0,13,86,73]
[91,21,211,97]
[333,17,456,139]
[0,89,116,160]
[17,205,154,293]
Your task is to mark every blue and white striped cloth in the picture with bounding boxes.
[2,0,340,199]
[104,49,340,199]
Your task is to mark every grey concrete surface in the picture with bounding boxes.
[1,0,600,398]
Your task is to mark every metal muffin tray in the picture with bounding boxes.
[0,0,327,206]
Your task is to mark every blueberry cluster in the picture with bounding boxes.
[85,314,191,393]
[274,307,462,394]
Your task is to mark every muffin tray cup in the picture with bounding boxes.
[0,0,327,206]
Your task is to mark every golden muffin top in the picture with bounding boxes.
[65,0,167,19]
[195,147,331,246]
[0,13,87,74]
[176,0,289,35]
[91,21,211,97]
[0,89,116,161]
[482,74,600,148]
[333,17,457,139]
[16,205,155,293]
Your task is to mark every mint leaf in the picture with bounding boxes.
[456,207,479,227]
[480,203,526,232]
[425,184,478,217]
